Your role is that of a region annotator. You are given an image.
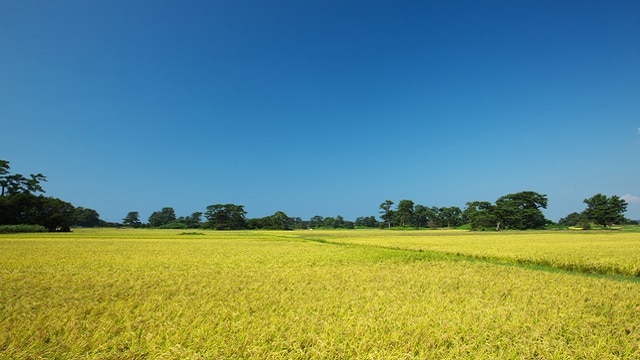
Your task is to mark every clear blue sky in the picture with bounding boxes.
[1,0,639,223]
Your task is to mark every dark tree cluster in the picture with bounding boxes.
[463,191,550,230]
[122,209,203,229]
[0,160,105,231]
[559,194,630,228]
[377,192,550,231]
[379,199,464,229]
[462,191,549,231]
[247,211,299,230]
[204,204,247,230]
[126,191,633,232]
[138,204,359,231]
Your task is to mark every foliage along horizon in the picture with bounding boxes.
[0,159,633,232]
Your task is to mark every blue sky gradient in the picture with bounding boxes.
[2,1,639,222]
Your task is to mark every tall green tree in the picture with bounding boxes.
[0,160,47,197]
[73,207,101,227]
[185,212,203,228]
[413,205,430,228]
[268,211,293,230]
[123,211,142,227]
[583,194,627,228]
[355,216,378,228]
[396,200,415,227]
[0,161,72,231]
[309,215,324,228]
[0,192,39,225]
[558,212,586,227]
[494,191,548,230]
[1,193,74,231]
[0,160,9,182]
[205,204,247,230]
[436,206,463,228]
[322,216,336,228]
[463,201,497,231]
[148,207,176,227]
[37,197,75,232]
[379,200,395,228]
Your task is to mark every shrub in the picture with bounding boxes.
[0,224,48,233]
[159,222,188,229]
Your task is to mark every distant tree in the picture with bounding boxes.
[73,207,101,227]
[323,216,336,228]
[436,206,463,228]
[413,205,432,228]
[379,200,395,228]
[185,212,203,228]
[309,215,324,229]
[558,212,585,227]
[268,211,293,230]
[246,214,306,230]
[2,194,75,231]
[463,201,497,231]
[355,216,378,228]
[290,217,306,229]
[37,197,75,232]
[0,160,8,177]
[0,160,10,196]
[0,192,39,225]
[148,207,176,227]
[395,200,415,227]
[123,211,142,228]
[245,217,265,229]
[0,160,47,196]
[204,204,247,230]
[494,191,548,230]
[343,220,355,229]
[583,194,628,228]
[0,161,73,232]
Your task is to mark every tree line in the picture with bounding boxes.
[122,206,359,230]
[0,160,111,231]
[124,191,632,231]
[0,160,634,232]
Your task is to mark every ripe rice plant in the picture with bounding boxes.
[1,229,639,359]
[313,229,640,277]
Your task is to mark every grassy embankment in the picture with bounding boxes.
[1,228,639,359]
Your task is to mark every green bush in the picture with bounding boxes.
[456,224,472,230]
[159,222,188,229]
[0,224,48,233]
[544,223,566,230]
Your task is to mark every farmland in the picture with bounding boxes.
[1,229,639,359]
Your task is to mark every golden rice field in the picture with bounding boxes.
[1,228,639,359]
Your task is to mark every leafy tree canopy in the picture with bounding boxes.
[123,211,142,228]
[73,207,101,227]
[148,207,177,227]
[494,191,548,230]
[0,160,74,231]
[205,204,247,230]
[583,194,628,228]
[0,160,47,197]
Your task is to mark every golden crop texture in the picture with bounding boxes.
[1,229,639,359]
